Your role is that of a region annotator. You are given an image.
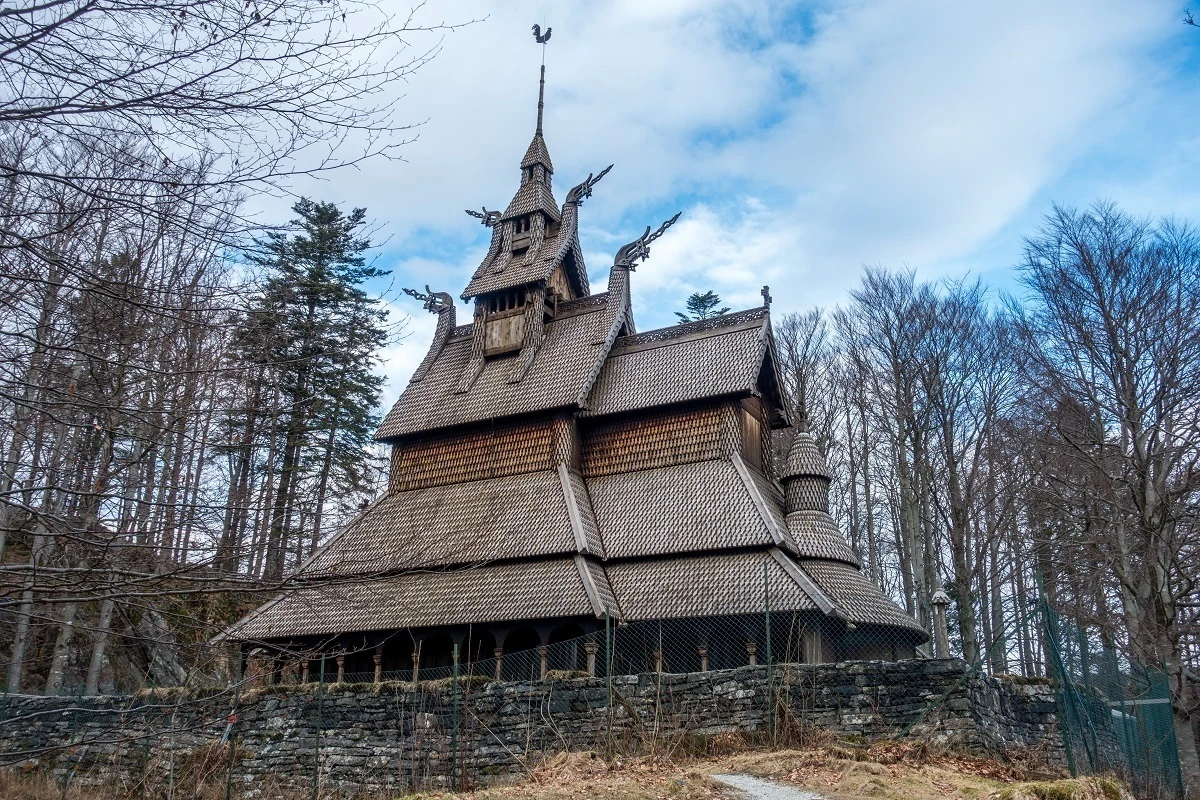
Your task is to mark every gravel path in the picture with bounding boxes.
[710,773,826,800]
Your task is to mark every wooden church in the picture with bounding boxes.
[225,54,926,680]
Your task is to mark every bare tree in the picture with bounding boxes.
[1017,201,1200,796]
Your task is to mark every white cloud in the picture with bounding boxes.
[318,0,1197,397]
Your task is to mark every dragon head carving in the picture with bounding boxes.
[403,285,454,314]
[565,164,613,206]
[465,207,502,227]
[613,212,682,270]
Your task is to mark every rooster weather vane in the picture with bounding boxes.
[614,213,682,270]
[532,24,551,44]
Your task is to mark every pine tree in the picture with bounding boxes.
[675,290,731,322]
[235,199,388,580]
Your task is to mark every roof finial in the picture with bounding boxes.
[532,24,551,135]
[761,285,773,307]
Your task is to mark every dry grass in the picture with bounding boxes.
[0,740,1098,800]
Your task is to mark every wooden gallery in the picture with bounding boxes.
[224,60,927,683]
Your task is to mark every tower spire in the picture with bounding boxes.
[537,63,545,135]
[531,23,552,135]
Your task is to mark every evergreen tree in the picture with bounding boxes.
[675,290,731,322]
[235,199,388,580]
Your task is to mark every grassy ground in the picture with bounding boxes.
[413,741,1105,800]
[0,742,1126,800]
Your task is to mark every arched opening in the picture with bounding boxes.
[547,623,585,673]
[464,628,497,664]
[420,632,456,673]
[500,626,541,681]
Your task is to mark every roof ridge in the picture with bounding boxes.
[616,306,768,347]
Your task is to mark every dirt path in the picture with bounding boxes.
[711,773,826,800]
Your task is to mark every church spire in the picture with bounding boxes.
[536,63,545,135]
[523,24,554,175]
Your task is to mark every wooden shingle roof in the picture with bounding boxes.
[227,558,605,641]
[583,308,773,418]
[302,470,597,576]
[375,295,612,440]
[588,459,785,559]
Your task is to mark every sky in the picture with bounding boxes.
[281,0,1200,407]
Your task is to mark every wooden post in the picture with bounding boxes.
[746,642,757,666]
[585,642,598,676]
[335,654,345,684]
[493,647,504,680]
[803,627,823,664]
[373,644,383,687]
[653,649,663,674]
[538,645,548,680]
[301,661,310,684]
[698,647,709,672]
[411,643,421,683]
[263,654,276,686]
[932,589,951,659]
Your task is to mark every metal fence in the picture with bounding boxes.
[1041,600,1184,800]
[11,572,1196,800]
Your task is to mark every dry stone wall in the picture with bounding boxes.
[0,658,1059,797]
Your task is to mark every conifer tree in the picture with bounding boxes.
[235,199,388,580]
[675,290,731,322]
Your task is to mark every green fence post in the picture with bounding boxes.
[764,560,774,744]
[311,654,325,800]
[226,649,244,800]
[451,642,459,791]
[605,611,612,742]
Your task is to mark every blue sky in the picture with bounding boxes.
[279,0,1200,405]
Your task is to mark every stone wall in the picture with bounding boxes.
[0,658,1059,797]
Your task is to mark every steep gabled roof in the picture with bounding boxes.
[375,294,612,440]
[589,459,779,559]
[582,307,775,418]
[501,180,560,222]
[461,202,586,299]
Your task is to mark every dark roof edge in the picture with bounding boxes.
[769,548,842,618]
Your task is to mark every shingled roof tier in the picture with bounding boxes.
[226,56,927,658]
[227,557,613,641]
[375,296,612,440]
[301,469,601,576]
[587,459,793,559]
[583,308,777,418]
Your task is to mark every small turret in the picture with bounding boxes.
[779,430,859,566]
[780,429,832,513]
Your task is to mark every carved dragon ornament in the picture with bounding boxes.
[613,212,681,270]
[402,285,454,314]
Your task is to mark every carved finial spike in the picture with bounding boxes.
[761,285,772,307]
[531,24,551,135]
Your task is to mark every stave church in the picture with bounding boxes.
[224,46,926,681]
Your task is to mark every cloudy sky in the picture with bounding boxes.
[283,0,1200,404]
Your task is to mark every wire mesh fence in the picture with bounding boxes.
[1041,600,1184,800]
[4,568,1194,800]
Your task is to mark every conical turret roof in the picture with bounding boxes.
[521,132,553,172]
[781,429,832,481]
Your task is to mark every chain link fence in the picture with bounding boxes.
[1040,600,1184,800]
[6,571,1194,800]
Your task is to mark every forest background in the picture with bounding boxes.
[0,0,1198,796]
